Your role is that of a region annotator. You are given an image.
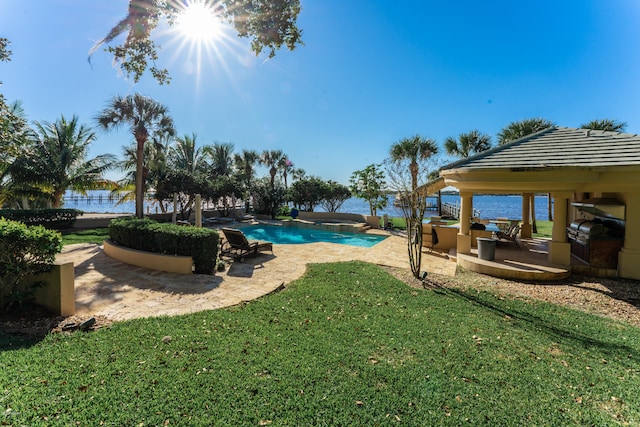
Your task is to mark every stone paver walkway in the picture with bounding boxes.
[56,231,456,321]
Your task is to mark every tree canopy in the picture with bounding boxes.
[497,118,555,145]
[580,119,626,133]
[96,93,175,217]
[89,0,303,84]
[349,164,387,217]
[444,129,491,158]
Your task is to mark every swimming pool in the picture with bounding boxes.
[238,224,388,247]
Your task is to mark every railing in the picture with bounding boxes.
[441,202,481,219]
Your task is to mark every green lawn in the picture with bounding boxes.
[61,227,110,246]
[533,220,553,238]
[2,261,639,425]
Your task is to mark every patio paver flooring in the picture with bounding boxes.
[56,232,457,321]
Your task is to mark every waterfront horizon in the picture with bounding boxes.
[64,191,553,221]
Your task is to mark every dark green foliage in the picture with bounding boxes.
[320,180,351,212]
[154,171,215,219]
[252,177,287,219]
[497,118,555,145]
[108,217,219,274]
[580,119,627,132]
[0,208,82,229]
[349,164,388,216]
[288,176,327,211]
[0,218,62,311]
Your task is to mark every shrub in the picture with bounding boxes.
[108,217,219,274]
[0,218,62,312]
[0,208,82,229]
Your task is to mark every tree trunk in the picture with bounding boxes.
[53,190,64,209]
[135,139,145,218]
[547,193,553,221]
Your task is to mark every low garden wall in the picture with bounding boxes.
[103,239,193,275]
[296,211,381,229]
[23,261,75,316]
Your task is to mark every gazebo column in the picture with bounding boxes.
[548,192,571,265]
[457,191,472,255]
[619,193,640,280]
[521,193,532,238]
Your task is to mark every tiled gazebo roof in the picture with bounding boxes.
[441,127,640,172]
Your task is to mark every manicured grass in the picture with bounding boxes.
[2,261,639,425]
[61,228,110,246]
[533,220,553,238]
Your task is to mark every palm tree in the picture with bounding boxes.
[10,115,116,208]
[497,118,554,145]
[234,149,260,213]
[205,142,235,176]
[389,135,438,278]
[278,156,294,189]
[580,119,626,132]
[389,135,438,216]
[444,130,492,158]
[291,167,306,182]
[96,93,175,218]
[171,133,207,174]
[260,149,284,189]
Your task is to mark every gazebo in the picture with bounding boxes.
[438,126,640,281]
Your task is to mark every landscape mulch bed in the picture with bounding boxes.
[0,304,112,338]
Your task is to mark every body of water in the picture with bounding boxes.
[63,190,553,221]
[318,194,553,221]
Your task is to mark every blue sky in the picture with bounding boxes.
[2,0,640,185]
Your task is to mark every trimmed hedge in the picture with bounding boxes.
[108,217,219,274]
[0,208,82,229]
[0,218,62,311]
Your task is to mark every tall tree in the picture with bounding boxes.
[171,133,207,174]
[444,130,491,158]
[289,176,327,212]
[115,136,172,212]
[389,135,438,278]
[291,167,306,182]
[96,93,175,218]
[10,115,116,208]
[389,135,438,219]
[89,0,303,84]
[234,149,260,214]
[580,119,626,132]
[206,142,235,176]
[497,118,554,145]
[320,180,351,213]
[349,164,388,217]
[278,156,295,189]
[260,149,284,189]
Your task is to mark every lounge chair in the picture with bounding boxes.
[496,222,520,248]
[220,227,273,261]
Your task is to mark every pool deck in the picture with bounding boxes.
[56,229,457,322]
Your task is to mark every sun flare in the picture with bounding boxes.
[175,1,225,43]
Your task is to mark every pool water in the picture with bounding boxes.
[239,224,388,247]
